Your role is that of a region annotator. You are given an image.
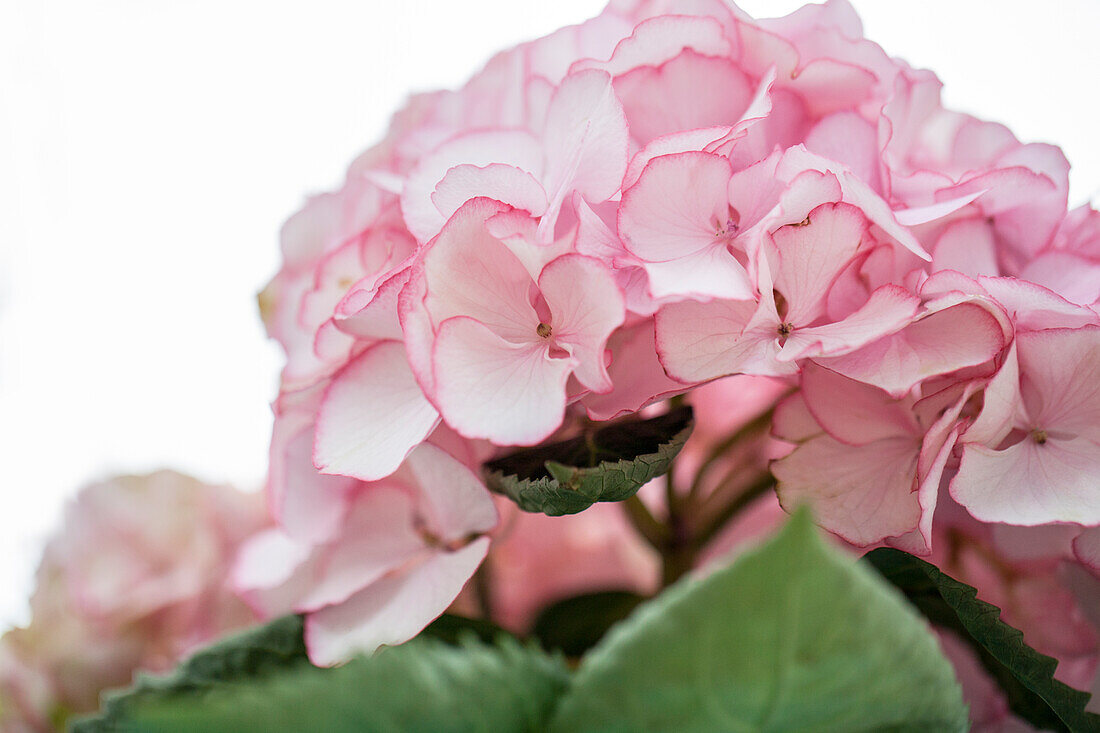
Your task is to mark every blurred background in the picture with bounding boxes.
[1,0,1098,626]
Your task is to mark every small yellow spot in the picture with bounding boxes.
[536,322,553,339]
[1032,428,1048,445]
[777,322,794,338]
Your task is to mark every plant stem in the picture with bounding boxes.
[622,494,669,549]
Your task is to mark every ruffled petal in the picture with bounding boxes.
[314,342,440,481]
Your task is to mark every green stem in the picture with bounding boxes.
[622,494,669,550]
[688,404,781,501]
[692,472,777,551]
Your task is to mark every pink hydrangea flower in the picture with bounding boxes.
[253,0,1100,673]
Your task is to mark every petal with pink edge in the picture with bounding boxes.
[432,163,548,223]
[817,300,1006,398]
[773,433,921,546]
[314,341,440,481]
[538,254,625,393]
[421,198,537,343]
[799,361,918,446]
[295,485,425,612]
[433,316,573,445]
[232,528,316,618]
[539,69,628,240]
[641,245,754,301]
[931,218,1000,278]
[305,538,490,665]
[571,15,733,77]
[952,436,1100,526]
[770,202,867,325]
[583,321,687,421]
[614,50,753,144]
[656,298,795,382]
[778,284,919,362]
[1015,326,1100,442]
[620,151,733,263]
[404,443,498,540]
[402,130,543,242]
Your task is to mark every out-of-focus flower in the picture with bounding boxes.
[0,471,266,732]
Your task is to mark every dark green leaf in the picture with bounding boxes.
[73,635,568,733]
[547,508,969,732]
[484,406,693,516]
[421,613,509,646]
[864,547,1100,732]
[531,590,646,657]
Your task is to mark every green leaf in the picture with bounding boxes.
[421,613,509,646]
[546,508,969,732]
[864,547,1100,733]
[74,635,568,733]
[71,615,311,732]
[531,590,646,657]
[484,406,693,516]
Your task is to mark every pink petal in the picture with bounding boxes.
[620,151,733,263]
[232,528,316,618]
[804,111,881,192]
[538,254,625,393]
[582,321,687,421]
[770,201,867,326]
[773,433,922,545]
[977,276,1100,332]
[431,163,548,222]
[1015,326,1100,442]
[952,437,1100,526]
[296,485,425,611]
[799,361,918,445]
[771,392,823,443]
[421,198,538,344]
[571,14,733,77]
[614,50,753,144]
[402,130,543,242]
[963,341,1021,448]
[931,218,1000,278]
[655,297,795,382]
[1073,527,1100,574]
[314,341,440,481]
[305,538,490,665]
[778,284,920,362]
[817,299,1006,398]
[1021,252,1100,306]
[272,422,355,544]
[893,189,986,227]
[432,316,573,445]
[539,69,629,240]
[623,126,732,190]
[403,443,498,540]
[641,245,754,301]
[333,266,412,343]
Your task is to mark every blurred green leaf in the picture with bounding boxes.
[865,547,1100,732]
[73,635,568,733]
[546,508,969,732]
[531,591,646,657]
[484,406,693,516]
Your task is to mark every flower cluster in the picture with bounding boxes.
[241,0,1100,666]
[0,472,266,731]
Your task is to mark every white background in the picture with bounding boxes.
[1,0,1098,626]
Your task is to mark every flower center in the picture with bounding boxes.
[777,322,794,338]
[1031,428,1048,445]
[536,322,553,339]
